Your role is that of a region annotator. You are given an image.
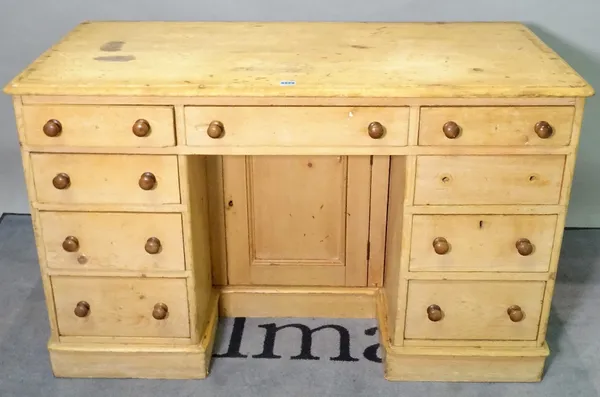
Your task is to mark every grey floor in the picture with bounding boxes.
[0,214,599,397]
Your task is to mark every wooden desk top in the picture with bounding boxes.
[3,21,593,98]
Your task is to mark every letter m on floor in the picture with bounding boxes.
[252,323,359,362]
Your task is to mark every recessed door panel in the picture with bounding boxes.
[224,155,371,286]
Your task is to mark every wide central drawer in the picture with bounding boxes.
[409,214,558,272]
[52,277,190,338]
[39,212,185,271]
[30,154,181,205]
[404,280,546,341]
[414,155,565,205]
[184,106,409,147]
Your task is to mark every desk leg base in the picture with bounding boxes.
[47,296,219,379]
[381,342,549,382]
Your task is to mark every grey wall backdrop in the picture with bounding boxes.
[1,1,598,225]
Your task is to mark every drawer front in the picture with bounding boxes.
[52,277,190,338]
[414,155,565,205]
[418,106,574,146]
[405,281,545,340]
[410,215,557,272]
[39,212,185,271]
[185,106,409,147]
[23,105,176,147]
[31,154,180,205]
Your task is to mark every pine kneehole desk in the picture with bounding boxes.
[3,21,594,382]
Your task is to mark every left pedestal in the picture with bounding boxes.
[12,96,217,381]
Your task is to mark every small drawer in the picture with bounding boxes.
[405,280,545,341]
[185,106,409,147]
[30,154,180,205]
[52,277,190,338]
[39,212,185,271]
[418,106,574,146]
[410,215,557,272]
[414,155,565,205]
[22,105,176,147]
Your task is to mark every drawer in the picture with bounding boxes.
[39,212,185,271]
[414,155,565,205]
[405,280,545,340]
[185,106,409,147]
[22,105,176,147]
[418,106,574,146]
[409,215,557,272]
[52,277,190,338]
[30,154,180,205]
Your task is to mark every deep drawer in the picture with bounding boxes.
[404,280,545,341]
[52,277,190,338]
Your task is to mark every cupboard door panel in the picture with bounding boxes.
[251,156,346,263]
[224,155,371,286]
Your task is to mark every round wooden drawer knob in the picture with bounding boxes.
[507,305,524,322]
[442,121,460,139]
[139,172,156,190]
[534,121,553,139]
[427,304,443,322]
[145,237,162,254]
[207,121,224,139]
[368,121,385,139]
[52,173,71,190]
[132,119,151,137]
[62,236,80,252]
[152,303,169,320]
[43,119,62,137]
[432,237,449,255]
[516,238,533,256]
[74,301,90,318]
